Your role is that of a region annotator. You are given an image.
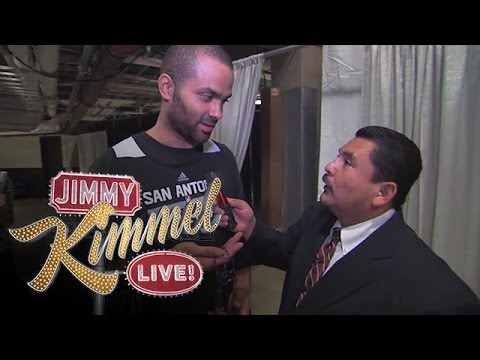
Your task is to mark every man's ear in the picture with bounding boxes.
[373,182,397,207]
[158,73,174,100]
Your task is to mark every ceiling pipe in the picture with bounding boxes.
[0,46,44,132]
[37,45,60,118]
[65,45,96,116]
[6,45,39,99]
[7,45,30,67]
[63,45,140,134]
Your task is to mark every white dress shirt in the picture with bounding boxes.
[323,209,396,274]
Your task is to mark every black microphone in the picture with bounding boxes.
[206,171,237,231]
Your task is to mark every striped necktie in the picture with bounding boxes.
[296,227,341,306]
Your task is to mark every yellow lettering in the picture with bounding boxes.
[9,202,119,295]
[183,199,203,235]
[202,177,222,233]
[8,177,225,295]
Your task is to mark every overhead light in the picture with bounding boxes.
[255,99,262,105]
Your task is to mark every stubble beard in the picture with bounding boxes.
[167,94,202,147]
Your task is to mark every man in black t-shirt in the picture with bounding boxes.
[88,45,251,315]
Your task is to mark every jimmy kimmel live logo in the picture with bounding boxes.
[9,171,223,297]
[50,172,140,216]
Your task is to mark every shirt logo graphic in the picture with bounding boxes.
[177,172,189,182]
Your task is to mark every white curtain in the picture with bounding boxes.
[319,45,480,296]
[76,131,108,173]
[60,134,77,170]
[318,45,366,186]
[211,53,264,170]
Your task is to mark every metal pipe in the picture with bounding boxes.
[262,45,310,59]
[63,45,140,134]
[37,45,60,118]
[65,45,96,116]
[93,255,105,315]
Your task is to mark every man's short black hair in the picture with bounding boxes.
[356,125,423,209]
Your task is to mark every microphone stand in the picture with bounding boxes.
[93,254,105,315]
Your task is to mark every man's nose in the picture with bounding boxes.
[209,101,223,120]
[325,159,336,175]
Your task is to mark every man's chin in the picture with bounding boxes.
[319,192,330,205]
[191,129,210,143]
[197,133,211,144]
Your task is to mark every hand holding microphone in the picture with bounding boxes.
[216,186,238,231]
[207,171,256,239]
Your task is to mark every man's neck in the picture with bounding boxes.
[147,116,193,149]
[336,206,394,227]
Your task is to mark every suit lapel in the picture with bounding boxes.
[289,212,401,314]
[295,238,388,313]
[281,215,336,312]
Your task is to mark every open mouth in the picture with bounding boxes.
[322,175,333,193]
[322,175,331,188]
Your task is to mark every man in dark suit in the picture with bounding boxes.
[221,126,480,314]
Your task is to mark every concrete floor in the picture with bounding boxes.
[10,198,285,315]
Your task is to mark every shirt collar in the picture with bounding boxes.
[331,209,396,255]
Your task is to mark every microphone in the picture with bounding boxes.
[206,171,237,231]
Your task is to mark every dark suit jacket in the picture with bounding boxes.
[244,202,480,314]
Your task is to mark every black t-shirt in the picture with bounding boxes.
[87,132,244,314]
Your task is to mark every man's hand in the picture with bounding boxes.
[227,267,251,315]
[215,198,256,240]
[172,232,244,272]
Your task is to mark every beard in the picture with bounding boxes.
[167,93,214,147]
